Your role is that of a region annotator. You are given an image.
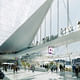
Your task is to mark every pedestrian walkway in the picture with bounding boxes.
[3,69,80,80]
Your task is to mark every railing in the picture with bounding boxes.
[60,24,80,36]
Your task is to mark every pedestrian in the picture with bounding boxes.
[59,64,62,72]
[31,64,35,72]
[75,64,79,78]
[13,65,17,73]
[0,70,5,80]
[50,64,54,72]
[55,65,58,72]
[72,64,75,72]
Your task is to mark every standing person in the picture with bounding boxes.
[75,64,79,78]
[3,65,7,72]
[59,64,62,72]
[0,70,5,80]
[50,64,54,72]
[60,28,63,35]
[55,64,58,72]
[13,65,17,73]
[72,64,75,72]
[28,64,30,71]
[15,65,18,73]
[31,64,35,72]
[63,64,65,71]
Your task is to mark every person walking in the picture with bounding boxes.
[0,70,5,80]
[31,64,35,72]
[75,64,79,78]
[59,64,62,71]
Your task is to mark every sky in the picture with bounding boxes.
[0,0,80,60]
[0,0,46,45]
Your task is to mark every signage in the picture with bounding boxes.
[48,46,54,54]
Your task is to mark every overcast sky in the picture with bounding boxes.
[0,0,80,42]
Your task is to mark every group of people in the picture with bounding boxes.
[41,62,58,72]
[2,63,20,74]
[41,62,66,73]
[60,26,74,35]
[21,61,35,72]
[11,64,20,73]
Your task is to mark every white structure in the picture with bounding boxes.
[0,0,53,53]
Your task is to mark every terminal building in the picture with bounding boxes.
[0,0,80,80]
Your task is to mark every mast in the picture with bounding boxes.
[57,0,59,36]
[67,0,69,27]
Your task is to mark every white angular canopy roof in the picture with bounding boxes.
[0,0,53,53]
